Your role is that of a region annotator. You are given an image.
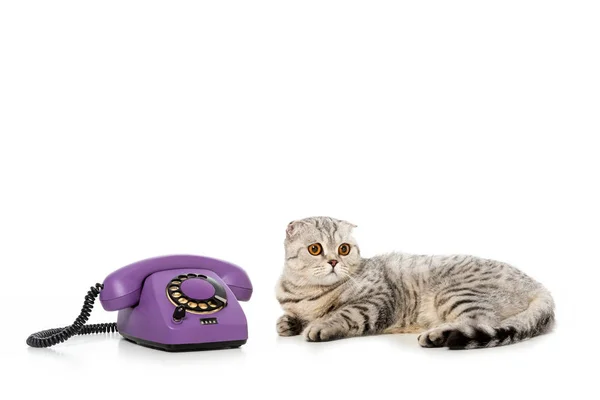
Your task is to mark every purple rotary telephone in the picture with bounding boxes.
[27,255,253,351]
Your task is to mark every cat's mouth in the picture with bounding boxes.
[312,265,346,284]
[314,269,340,283]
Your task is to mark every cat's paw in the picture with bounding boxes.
[277,314,303,336]
[418,327,454,348]
[303,321,345,342]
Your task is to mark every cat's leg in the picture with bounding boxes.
[303,314,357,342]
[303,302,387,342]
[276,314,304,336]
[417,278,503,348]
[420,287,555,349]
[418,315,499,348]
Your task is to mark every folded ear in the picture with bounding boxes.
[286,220,307,238]
[338,219,357,229]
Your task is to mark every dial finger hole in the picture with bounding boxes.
[171,280,181,285]
[199,303,208,310]
[178,298,188,304]
[169,286,179,291]
[188,302,197,308]
[172,292,182,298]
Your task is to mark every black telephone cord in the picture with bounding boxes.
[26,283,118,348]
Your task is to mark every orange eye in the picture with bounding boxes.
[308,243,323,256]
[338,243,351,256]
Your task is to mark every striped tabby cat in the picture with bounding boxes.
[276,216,555,349]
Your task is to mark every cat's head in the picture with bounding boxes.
[283,216,361,285]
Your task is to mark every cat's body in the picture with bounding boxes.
[276,217,555,349]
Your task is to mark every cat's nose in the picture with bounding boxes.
[328,260,338,267]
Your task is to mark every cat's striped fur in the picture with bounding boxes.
[276,216,555,349]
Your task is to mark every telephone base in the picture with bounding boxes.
[120,333,246,352]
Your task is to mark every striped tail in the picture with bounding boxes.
[446,289,555,350]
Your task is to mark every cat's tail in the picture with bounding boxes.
[446,288,555,350]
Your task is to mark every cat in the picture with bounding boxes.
[275,216,555,349]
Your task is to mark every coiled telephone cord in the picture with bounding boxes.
[26,283,118,348]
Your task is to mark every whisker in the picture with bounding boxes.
[339,269,359,287]
[338,269,360,289]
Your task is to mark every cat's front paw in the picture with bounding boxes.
[303,321,345,342]
[277,314,303,336]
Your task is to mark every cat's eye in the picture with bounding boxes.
[338,243,351,256]
[307,243,323,256]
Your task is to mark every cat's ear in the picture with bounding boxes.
[338,219,357,230]
[286,220,307,238]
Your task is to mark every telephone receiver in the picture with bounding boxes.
[27,254,253,351]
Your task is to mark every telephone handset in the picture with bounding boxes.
[27,255,253,351]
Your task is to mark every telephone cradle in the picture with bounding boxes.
[26,255,253,352]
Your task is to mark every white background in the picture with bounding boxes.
[1,1,599,398]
